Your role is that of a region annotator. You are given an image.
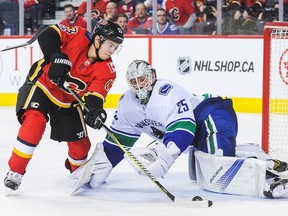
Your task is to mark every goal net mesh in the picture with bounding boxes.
[263,23,288,160]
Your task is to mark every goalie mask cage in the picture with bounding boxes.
[262,22,288,160]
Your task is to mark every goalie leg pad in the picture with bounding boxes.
[89,146,112,188]
[195,151,267,197]
[188,146,197,181]
[69,142,112,189]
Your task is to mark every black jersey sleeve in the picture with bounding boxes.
[37,26,62,62]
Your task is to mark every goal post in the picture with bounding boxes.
[262,22,288,160]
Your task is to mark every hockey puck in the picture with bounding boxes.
[192,196,203,201]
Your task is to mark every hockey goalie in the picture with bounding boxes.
[70,60,288,199]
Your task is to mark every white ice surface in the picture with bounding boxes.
[1,107,288,216]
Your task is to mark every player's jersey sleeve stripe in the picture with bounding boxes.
[51,25,62,40]
[166,119,196,135]
[28,59,46,82]
[110,126,141,138]
[105,128,139,148]
[164,119,196,153]
[23,85,37,109]
[83,92,104,102]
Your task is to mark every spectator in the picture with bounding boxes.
[103,2,118,21]
[149,8,179,34]
[23,0,42,34]
[117,0,136,19]
[195,0,218,35]
[165,0,197,34]
[41,0,56,19]
[115,13,136,34]
[144,0,163,16]
[254,0,278,34]
[77,0,108,19]
[60,4,87,28]
[0,16,4,35]
[127,2,152,34]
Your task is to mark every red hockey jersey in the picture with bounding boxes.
[29,24,116,108]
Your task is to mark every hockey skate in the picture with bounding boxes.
[264,178,288,198]
[3,171,23,195]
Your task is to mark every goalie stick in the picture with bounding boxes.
[63,81,213,208]
[0,25,47,52]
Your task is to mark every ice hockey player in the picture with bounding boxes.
[71,59,288,199]
[3,20,124,192]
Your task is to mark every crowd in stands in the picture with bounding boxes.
[0,0,285,35]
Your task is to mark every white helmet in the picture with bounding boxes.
[126,60,156,104]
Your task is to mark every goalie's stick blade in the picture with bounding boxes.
[0,25,47,52]
[174,197,213,208]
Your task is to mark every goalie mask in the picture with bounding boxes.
[126,60,156,104]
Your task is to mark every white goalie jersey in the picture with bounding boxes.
[110,78,204,147]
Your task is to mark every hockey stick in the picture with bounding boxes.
[0,25,47,52]
[63,81,213,208]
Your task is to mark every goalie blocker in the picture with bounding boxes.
[189,143,288,198]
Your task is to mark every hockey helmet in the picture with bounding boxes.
[126,60,156,104]
[93,20,124,44]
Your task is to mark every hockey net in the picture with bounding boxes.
[262,22,288,160]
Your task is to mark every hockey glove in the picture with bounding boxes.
[83,94,107,129]
[84,108,107,130]
[124,142,175,178]
[48,53,72,87]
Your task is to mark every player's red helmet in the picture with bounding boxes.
[93,20,124,44]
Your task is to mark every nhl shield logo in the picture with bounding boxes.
[177,57,191,75]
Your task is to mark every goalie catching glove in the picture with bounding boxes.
[124,142,177,178]
[48,53,72,87]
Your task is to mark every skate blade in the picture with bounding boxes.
[3,187,13,197]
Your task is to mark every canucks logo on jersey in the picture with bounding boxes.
[159,84,173,95]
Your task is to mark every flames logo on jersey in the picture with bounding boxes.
[279,49,288,85]
[169,7,180,21]
[105,79,114,91]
